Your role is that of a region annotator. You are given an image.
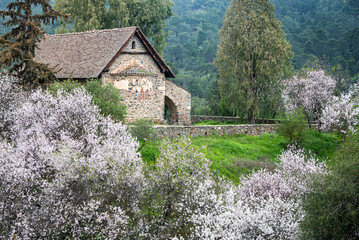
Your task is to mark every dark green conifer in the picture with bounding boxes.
[0,0,65,88]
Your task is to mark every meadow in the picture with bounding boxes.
[141,129,340,184]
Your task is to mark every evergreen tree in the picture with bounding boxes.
[54,0,173,54]
[0,0,65,88]
[216,0,293,123]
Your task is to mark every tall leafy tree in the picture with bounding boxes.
[0,0,65,88]
[54,0,173,54]
[216,0,293,123]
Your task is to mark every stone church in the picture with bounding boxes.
[35,27,191,125]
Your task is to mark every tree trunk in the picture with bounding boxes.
[305,112,311,129]
[248,106,255,124]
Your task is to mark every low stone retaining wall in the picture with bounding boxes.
[153,124,278,138]
[191,115,281,124]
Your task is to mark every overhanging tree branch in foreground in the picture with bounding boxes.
[216,0,293,123]
[0,0,65,88]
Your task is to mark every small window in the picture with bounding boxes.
[132,41,136,49]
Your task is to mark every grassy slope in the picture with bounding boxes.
[141,130,340,185]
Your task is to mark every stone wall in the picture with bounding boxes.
[165,80,191,125]
[191,115,282,124]
[153,124,278,138]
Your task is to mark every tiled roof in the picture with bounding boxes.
[35,27,175,79]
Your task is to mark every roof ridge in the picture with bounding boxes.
[44,27,137,37]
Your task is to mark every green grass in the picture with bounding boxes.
[140,130,341,185]
[191,133,287,184]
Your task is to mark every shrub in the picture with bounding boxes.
[130,118,157,153]
[300,133,359,239]
[48,79,126,121]
[85,80,126,121]
[277,109,306,143]
[130,119,156,142]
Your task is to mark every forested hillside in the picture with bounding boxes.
[163,0,358,108]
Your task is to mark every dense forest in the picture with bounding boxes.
[1,0,358,115]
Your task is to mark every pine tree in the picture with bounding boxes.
[216,0,293,123]
[0,0,65,88]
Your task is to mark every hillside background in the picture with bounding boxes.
[1,0,358,114]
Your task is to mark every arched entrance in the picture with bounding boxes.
[164,96,179,125]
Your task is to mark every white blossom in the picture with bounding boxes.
[283,69,336,121]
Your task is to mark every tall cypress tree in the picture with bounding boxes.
[216,0,293,123]
[0,0,65,88]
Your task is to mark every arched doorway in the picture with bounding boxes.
[164,96,179,125]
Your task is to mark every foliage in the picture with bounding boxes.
[300,133,359,239]
[191,96,212,115]
[0,86,143,239]
[191,146,327,239]
[320,85,359,140]
[53,0,174,54]
[277,109,307,143]
[0,0,65,88]
[217,0,293,123]
[49,79,126,121]
[283,69,336,126]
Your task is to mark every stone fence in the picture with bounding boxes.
[190,115,281,124]
[153,124,278,138]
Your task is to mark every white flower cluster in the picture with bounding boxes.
[320,84,359,136]
[0,76,142,239]
[190,147,327,240]
[0,73,25,140]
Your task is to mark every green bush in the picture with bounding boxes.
[277,109,306,143]
[85,80,126,121]
[130,119,157,152]
[130,119,156,142]
[48,79,126,121]
[300,133,359,239]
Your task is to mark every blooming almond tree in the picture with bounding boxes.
[320,85,359,140]
[0,74,25,140]
[142,137,227,239]
[0,86,144,239]
[191,146,327,239]
[283,69,336,127]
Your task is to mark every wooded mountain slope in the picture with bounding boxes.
[163,0,358,101]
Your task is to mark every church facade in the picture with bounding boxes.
[35,27,191,125]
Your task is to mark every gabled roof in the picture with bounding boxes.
[35,27,175,79]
